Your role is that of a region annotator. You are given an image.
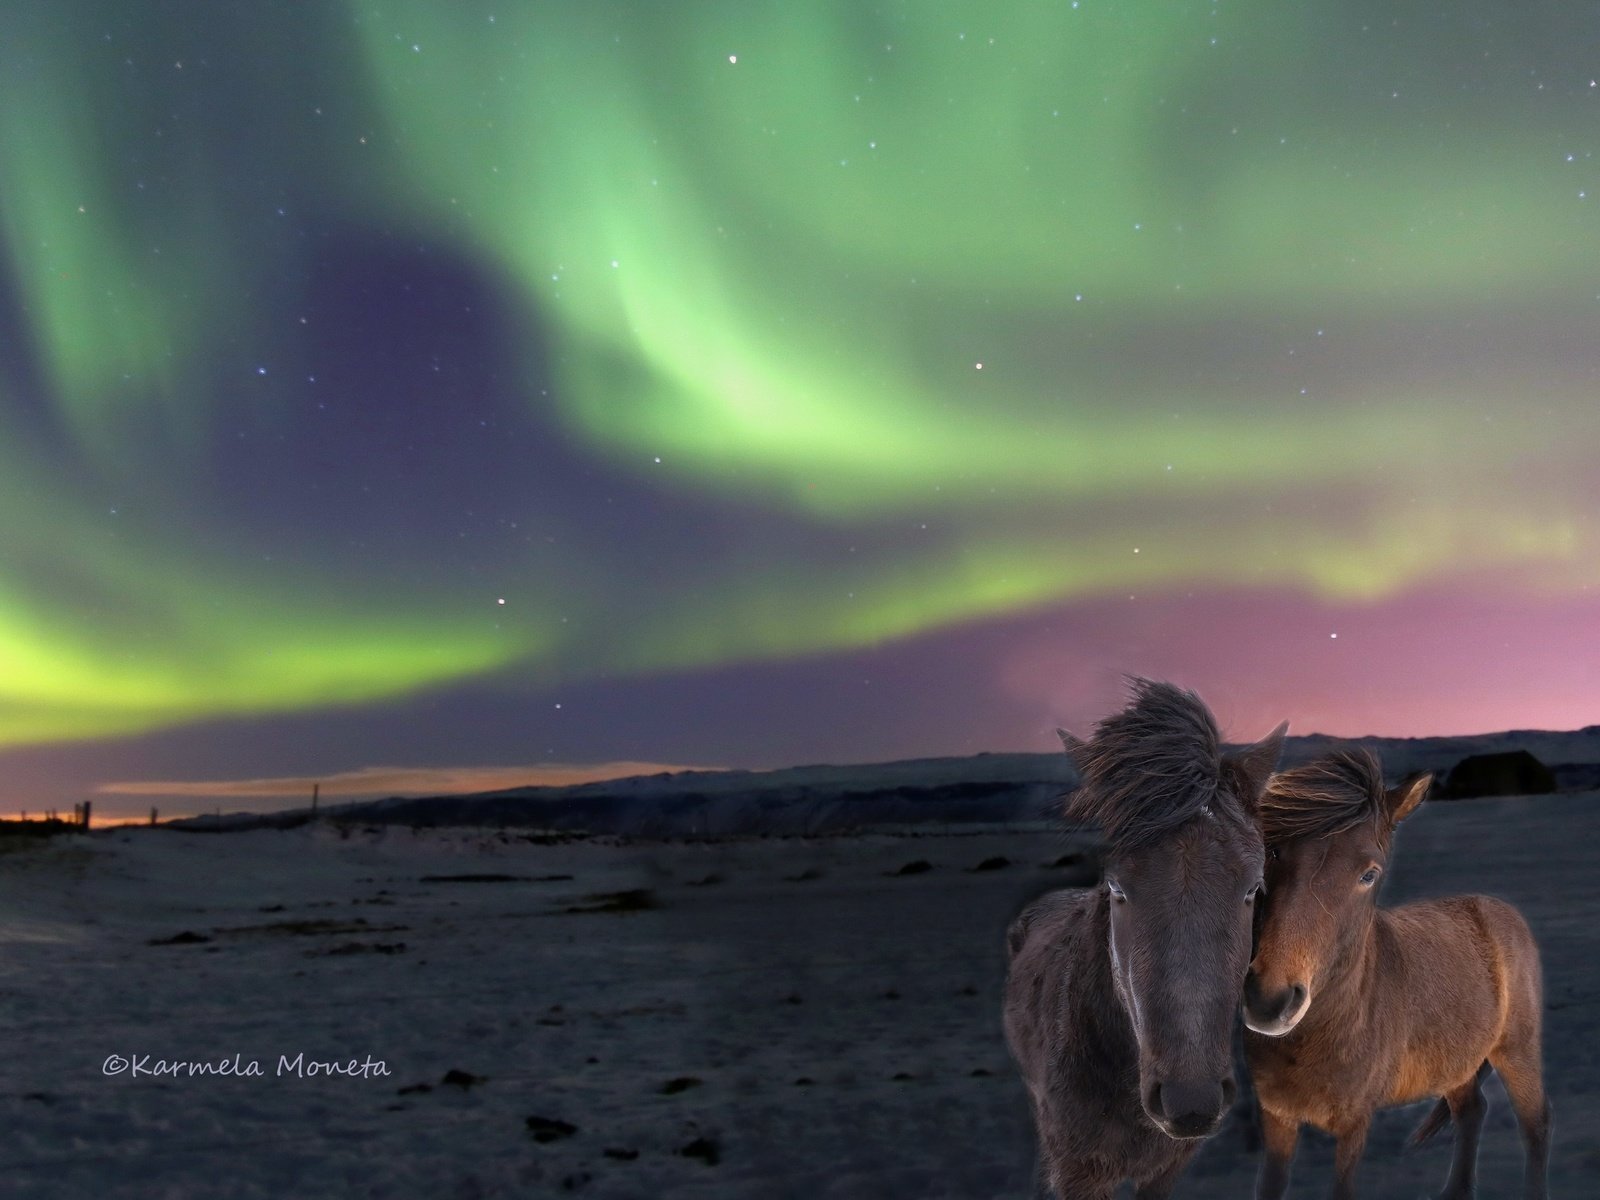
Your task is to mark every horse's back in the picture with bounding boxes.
[1388,894,1539,983]
[1466,893,1541,974]
[1384,893,1543,1066]
[1003,887,1097,1091]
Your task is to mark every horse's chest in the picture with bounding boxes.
[1250,1044,1378,1131]
[1271,1085,1355,1133]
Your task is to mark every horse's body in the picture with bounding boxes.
[1244,750,1550,1200]
[1003,678,1286,1200]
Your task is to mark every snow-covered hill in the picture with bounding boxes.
[170,728,1600,837]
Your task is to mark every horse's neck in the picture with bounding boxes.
[1301,908,1384,1033]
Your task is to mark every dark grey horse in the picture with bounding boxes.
[1004,678,1285,1199]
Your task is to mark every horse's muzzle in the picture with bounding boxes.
[1243,971,1309,1036]
[1145,1076,1234,1140]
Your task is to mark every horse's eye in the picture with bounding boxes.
[1267,846,1281,861]
[1246,881,1264,904]
[1359,867,1381,887]
[1107,878,1126,903]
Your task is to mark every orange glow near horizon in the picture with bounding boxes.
[2,761,722,824]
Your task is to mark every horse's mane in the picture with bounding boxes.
[1064,677,1228,853]
[1260,748,1386,842]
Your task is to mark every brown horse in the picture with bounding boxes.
[1244,750,1550,1200]
[1004,678,1286,1199]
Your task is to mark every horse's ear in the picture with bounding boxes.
[1057,729,1091,821]
[1056,727,1088,767]
[1228,720,1289,807]
[1387,772,1431,825]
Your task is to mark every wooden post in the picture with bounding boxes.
[81,801,91,830]
[150,807,158,827]
[311,782,319,815]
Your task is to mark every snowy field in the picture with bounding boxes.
[3,789,1599,1198]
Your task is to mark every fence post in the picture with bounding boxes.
[82,801,92,830]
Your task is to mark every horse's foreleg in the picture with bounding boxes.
[1434,1071,1488,1200]
[1254,1107,1299,1200]
[1328,1116,1370,1200]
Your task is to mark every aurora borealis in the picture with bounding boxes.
[3,2,1599,816]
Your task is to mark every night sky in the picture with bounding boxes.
[3,2,1599,818]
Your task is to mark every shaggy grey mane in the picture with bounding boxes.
[1064,677,1229,853]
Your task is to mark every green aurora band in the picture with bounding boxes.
[1,0,1596,748]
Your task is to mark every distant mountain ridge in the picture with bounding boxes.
[168,725,1600,837]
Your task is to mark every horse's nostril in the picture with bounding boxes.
[1287,983,1307,1016]
[1145,1081,1164,1120]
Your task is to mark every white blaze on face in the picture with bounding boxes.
[1109,914,1145,1042]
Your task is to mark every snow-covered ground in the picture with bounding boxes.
[3,787,1598,1198]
